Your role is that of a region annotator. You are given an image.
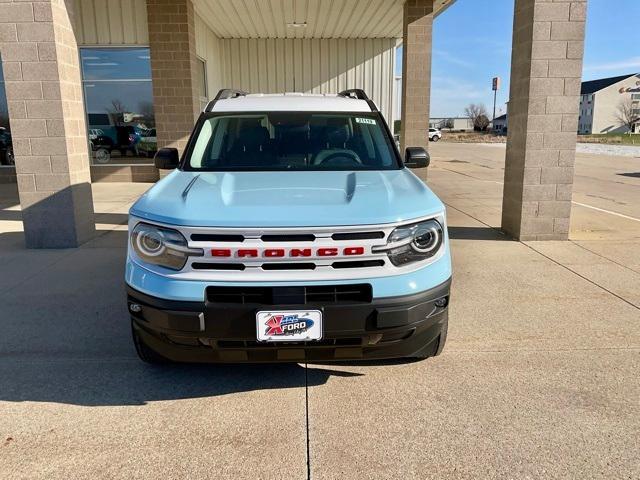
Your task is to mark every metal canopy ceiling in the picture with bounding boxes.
[193,0,453,39]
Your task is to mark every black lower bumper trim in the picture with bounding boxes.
[127,278,451,363]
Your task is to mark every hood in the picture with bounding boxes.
[130,169,445,228]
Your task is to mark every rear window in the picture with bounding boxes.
[185,112,400,171]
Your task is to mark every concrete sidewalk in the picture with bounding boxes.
[1,145,639,479]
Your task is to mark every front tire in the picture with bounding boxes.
[411,312,448,359]
[431,135,440,142]
[94,148,111,164]
[132,320,170,365]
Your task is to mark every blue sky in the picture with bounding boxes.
[397,0,640,117]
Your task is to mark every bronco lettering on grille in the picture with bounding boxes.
[210,247,366,258]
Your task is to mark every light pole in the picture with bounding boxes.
[492,77,500,129]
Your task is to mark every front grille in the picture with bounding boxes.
[192,261,382,271]
[332,260,385,269]
[261,263,316,270]
[192,262,245,271]
[331,231,385,240]
[180,224,394,281]
[191,233,244,242]
[261,234,316,242]
[206,284,372,305]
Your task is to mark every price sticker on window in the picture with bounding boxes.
[355,118,376,125]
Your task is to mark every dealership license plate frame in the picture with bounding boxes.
[256,309,323,342]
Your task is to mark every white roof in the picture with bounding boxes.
[209,93,374,113]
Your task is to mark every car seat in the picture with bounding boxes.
[313,119,361,166]
[228,125,273,167]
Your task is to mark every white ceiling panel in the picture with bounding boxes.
[193,0,453,39]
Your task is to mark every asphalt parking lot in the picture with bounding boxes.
[1,143,639,479]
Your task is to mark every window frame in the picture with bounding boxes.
[79,45,156,167]
[196,56,208,111]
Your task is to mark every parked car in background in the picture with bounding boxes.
[89,128,105,141]
[0,127,13,165]
[90,125,145,163]
[137,128,157,157]
[392,128,442,147]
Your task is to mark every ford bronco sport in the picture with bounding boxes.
[126,89,451,363]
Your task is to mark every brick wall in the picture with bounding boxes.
[502,0,587,241]
[400,0,434,155]
[146,0,200,155]
[0,0,95,248]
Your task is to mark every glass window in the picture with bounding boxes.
[197,57,207,111]
[186,112,400,171]
[80,47,156,165]
[0,57,14,167]
[81,47,151,81]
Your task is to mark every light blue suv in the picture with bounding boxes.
[126,89,452,364]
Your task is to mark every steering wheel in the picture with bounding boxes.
[318,151,362,167]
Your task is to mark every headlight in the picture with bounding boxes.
[374,219,444,266]
[131,223,203,271]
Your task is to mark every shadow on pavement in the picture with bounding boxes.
[0,360,362,407]
[617,172,640,178]
[0,207,21,221]
[448,226,510,241]
[94,212,130,226]
[0,226,363,407]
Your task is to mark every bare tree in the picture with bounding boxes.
[109,99,127,113]
[464,103,491,131]
[477,114,491,131]
[107,99,128,125]
[615,97,640,133]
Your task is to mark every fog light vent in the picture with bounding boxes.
[129,303,142,313]
[434,296,448,308]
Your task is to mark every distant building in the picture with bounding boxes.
[492,113,508,133]
[579,73,640,134]
[394,76,474,132]
[493,73,640,135]
[429,117,474,131]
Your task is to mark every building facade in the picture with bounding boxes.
[492,113,508,133]
[0,0,590,246]
[491,73,640,136]
[429,117,473,131]
[578,73,640,134]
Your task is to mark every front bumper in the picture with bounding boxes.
[128,278,451,363]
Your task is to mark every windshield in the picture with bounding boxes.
[185,112,400,171]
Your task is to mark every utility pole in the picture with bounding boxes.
[492,77,500,129]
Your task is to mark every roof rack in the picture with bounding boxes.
[204,89,248,112]
[337,89,378,112]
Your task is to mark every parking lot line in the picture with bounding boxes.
[571,201,640,223]
[436,165,640,223]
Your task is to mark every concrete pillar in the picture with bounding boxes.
[400,0,434,154]
[0,0,95,248]
[501,0,587,240]
[146,0,200,156]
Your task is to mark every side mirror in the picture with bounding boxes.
[404,147,430,168]
[154,148,180,170]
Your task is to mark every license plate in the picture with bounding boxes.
[256,310,323,342]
